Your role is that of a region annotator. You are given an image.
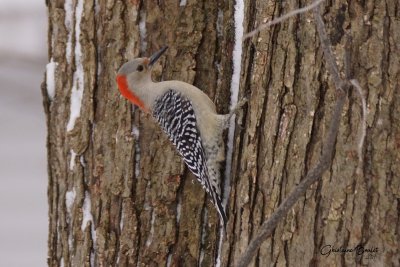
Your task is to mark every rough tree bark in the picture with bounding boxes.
[43,0,399,266]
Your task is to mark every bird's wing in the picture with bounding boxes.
[152,89,227,225]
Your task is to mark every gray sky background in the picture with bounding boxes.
[0,0,48,266]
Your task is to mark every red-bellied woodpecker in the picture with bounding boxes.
[116,46,246,227]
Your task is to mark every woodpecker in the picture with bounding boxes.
[116,46,246,227]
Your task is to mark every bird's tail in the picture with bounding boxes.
[206,162,227,229]
[214,194,227,229]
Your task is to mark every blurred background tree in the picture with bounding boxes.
[0,1,47,266]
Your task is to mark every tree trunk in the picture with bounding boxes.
[44,0,399,266]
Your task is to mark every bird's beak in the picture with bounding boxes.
[148,46,168,67]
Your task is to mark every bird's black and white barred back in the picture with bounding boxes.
[152,89,227,226]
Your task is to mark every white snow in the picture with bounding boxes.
[223,0,244,208]
[81,192,93,230]
[68,234,73,251]
[215,230,224,267]
[132,124,141,177]
[94,0,100,15]
[65,188,76,214]
[139,12,147,53]
[176,193,182,223]
[46,59,57,100]
[132,125,140,138]
[66,187,76,250]
[81,191,96,267]
[69,149,77,170]
[199,245,205,264]
[81,191,96,253]
[90,251,95,267]
[166,253,172,267]
[97,61,102,77]
[134,143,141,177]
[80,155,86,166]
[179,0,187,6]
[218,0,245,266]
[199,208,208,266]
[66,0,85,132]
[145,210,155,247]
[64,0,73,64]
[120,205,124,231]
[81,192,95,236]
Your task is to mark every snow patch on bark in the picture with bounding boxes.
[145,210,156,247]
[80,155,86,166]
[46,58,57,100]
[166,253,172,267]
[64,0,73,63]
[81,191,96,251]
[215,230,224,267]
[66,0,85,132]
[224,0,244,206]
[69,149,77,170]
[132,124,141,177]
[132,125,140,138]
[218,0,245,265]
[81,192,93,230]
[66,188,76,214]
[94,0,100,15]
[66,188,76,250]
[139,12,147,53]
[179,0,187,7]
[199,208,208,266]
[176,192,182,223]
[120,204,124,231]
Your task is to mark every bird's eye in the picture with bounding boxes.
[137,65,144,72]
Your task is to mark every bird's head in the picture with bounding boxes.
[116,46,168,112]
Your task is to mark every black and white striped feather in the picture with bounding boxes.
[152,89,227,226]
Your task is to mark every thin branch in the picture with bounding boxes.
[313,6,345,92]
[236,3,349,267]
[350,79,367,174]
[242,0,325,40]
[344,34,353,80]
